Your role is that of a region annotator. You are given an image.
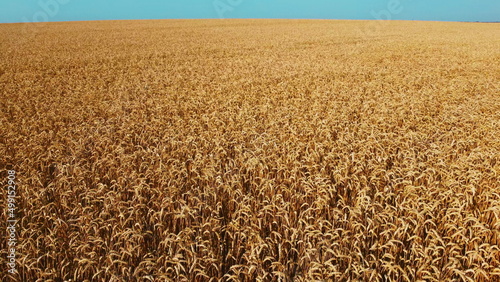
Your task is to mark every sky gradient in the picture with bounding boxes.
[1,0,499,24]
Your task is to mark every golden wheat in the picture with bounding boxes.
[0,19,499,281]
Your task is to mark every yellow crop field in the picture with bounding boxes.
[1,19,499,281]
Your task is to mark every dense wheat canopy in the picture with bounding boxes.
[1,19,499,281]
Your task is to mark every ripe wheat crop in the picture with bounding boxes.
[1,19,499,281]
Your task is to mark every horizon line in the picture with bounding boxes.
[1,17,499,25]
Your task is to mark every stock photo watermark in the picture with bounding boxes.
[20,0,71,41]
[22,0,70,23]
[358,0,405,37]
[213,0,243,19]
[6,170,18,274]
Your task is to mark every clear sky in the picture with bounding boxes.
[0,0,499,24]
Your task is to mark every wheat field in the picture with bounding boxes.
[1,19,499,281]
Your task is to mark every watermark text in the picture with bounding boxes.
[6,170,18,274]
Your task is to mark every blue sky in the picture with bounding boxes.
[0,0,499,24]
